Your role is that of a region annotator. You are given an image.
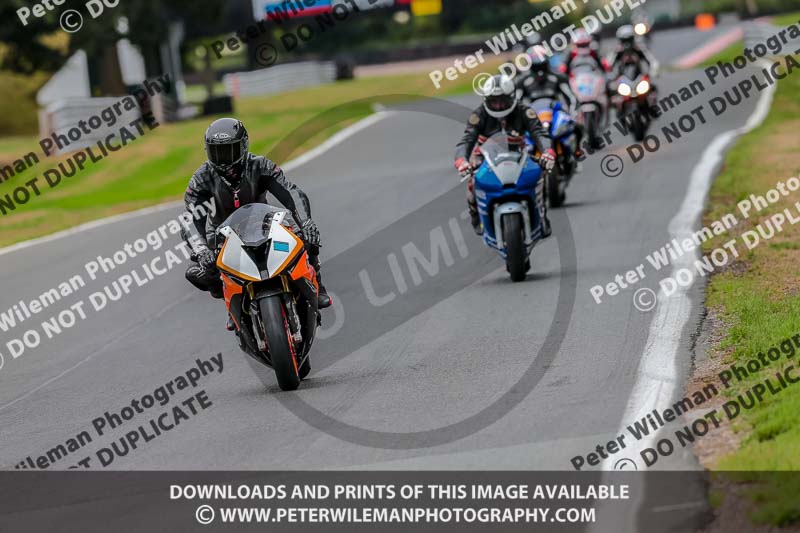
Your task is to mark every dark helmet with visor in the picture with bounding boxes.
[205,118,249,176]
[528,45,550,79]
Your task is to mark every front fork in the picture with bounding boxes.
[247,278,303,353]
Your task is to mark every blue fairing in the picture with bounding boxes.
[527,103,578,163]
[547,105,577,152]
[474,157,543,246]
[552,109,574,141]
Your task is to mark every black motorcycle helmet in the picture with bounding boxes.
[204,118,249,179]
[528,45,550,81]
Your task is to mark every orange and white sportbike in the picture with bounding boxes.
[215,203,320,391]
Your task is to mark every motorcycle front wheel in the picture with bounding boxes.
[504,213,527,282]
[632,105,648,142]
[259,296,301,391]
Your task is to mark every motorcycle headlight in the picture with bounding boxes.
[618,83,632,97]
[636,79,651,95]
[634,23,648,36]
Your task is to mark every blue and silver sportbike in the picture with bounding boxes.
[529,97,579,208]
[473,132,549,282]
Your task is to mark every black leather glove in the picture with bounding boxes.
[197,248,217,271]
[302,219,320,247]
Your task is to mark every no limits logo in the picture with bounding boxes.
[16,0,121,34]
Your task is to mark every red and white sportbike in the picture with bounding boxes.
[569,59,609,149]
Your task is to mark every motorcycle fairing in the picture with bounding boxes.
[266,222,303,279]
[217,230,261,282]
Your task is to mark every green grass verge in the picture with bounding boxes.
[701,54,800,526]
[0,69,478,247]
[700,40,745,68]
[773,10,800,26]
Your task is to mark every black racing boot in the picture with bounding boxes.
[318,285,332,309]
[310,255,332,309]
[542,208,552,238]
[317,276,332,309]
[468,204,482,236]
[226,314,236,331]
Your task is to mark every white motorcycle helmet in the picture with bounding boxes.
[480,74,518,119]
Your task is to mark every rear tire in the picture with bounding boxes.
[258,297,301,391]
[504,214,527,282]
[585,111,602,149]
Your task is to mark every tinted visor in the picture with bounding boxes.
[207,140,244,169]
[485,94,514,112]
[531,62,548,74]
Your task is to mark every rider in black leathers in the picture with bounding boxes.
[516,45,584,156]
[182,118,332,315]
[454,74,555,236]
[610,25,652,79]
[517,57,577,110]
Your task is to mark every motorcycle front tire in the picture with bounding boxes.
[259,296,301,391]
[504,213,527,282]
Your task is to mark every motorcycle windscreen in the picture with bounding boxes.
[479,133,527,186]
[530,98,556,115]
[572,72,603,99]
[218,203,292,247]
[623,63,640,80]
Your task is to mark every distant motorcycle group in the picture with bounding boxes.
[460,22,658,282]
[186,20,660,392]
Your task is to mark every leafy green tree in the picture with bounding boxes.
[0,0,63,73]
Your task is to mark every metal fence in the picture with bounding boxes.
[40,98,142,155]
[223,61,336,98]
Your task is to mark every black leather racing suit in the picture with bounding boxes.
[454,104,552,230]
[182,152,319,295]
[517,72,577,112]
[517,72,584,152]
[610,47,651,78]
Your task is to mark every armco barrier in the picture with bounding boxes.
[223,61,336,98]
[42,98,142,155]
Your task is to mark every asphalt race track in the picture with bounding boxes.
[0,22,765,490]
